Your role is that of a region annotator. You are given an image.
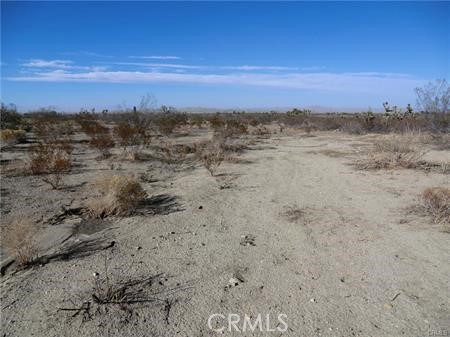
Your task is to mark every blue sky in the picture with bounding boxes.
[1,1,449,112]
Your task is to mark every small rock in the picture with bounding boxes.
[310,298,316,303]
[228,277,240,287]
[93,272,99,277]
[136,246,142,250]
[198,205,203,209]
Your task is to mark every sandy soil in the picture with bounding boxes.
[1,131,449,337]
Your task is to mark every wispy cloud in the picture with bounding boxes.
[22,59,107,71]
[23,59,75,69]
[11,59,424,95]
[110,62,204,69]
[61,51,113,58]
[130,55,181,60]
[222,65,299,71]
[107,62,307,72]
[8,68,424,94]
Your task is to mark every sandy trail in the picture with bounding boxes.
[1,132,449,337]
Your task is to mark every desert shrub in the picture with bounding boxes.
[190,114,206,128]
[29,143,72,189]
[224,119,248,137]
[427,133,450,151]
[252,125,271,137]
[77,119,115,157]
[0,129,26,145]
[114,122,140,148]
[87,175,147,218]
[430,113,450,133]
[210,117,249,139]
[354,135,425,170]
[3,217,38,266]
[421,187,450,229]
[287,108,311,116]
[90,133,115,158]
[209,115,226,132]
[340,120,365,134]
[113,115,153,159]
[197,142,224,176]
[31,114,75,143]
[1,103,23,130]
[29,143,71,174]
[156,113,188,136]
[158,141,194,163]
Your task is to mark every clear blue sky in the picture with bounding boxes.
[1,1,449,112]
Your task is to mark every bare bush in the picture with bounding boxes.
[77,119,115,158]
[415,79,450,113]
[354,135,425,170]
[113,115,152,160]
[421,187,450,230]
[3,217,38,266]
[197,142,225,176]
[0,129,26,145]
[156,113,188,136]
[29,143,72,189]
[87,175,147,218]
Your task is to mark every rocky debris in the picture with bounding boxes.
[240,234,256,246]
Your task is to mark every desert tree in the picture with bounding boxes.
[415,79,450,113]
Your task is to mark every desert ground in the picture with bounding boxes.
[1,117,449,337]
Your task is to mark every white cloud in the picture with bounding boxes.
[7,68,425,94]
[222,65,299,71]
[129,55,181,60]
[23,59,75,69]
[61,51,113,58]
[22,59,107,71]
[108,62,318,72]
[110,62,204,69]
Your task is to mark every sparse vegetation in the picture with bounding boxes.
[1,103,23,130]
[0,129,26,145]
[420,187,450,231]
[197,141,225,176]
[29,142,72,189]
[415,79,450,114]
[354,135,425,170]
[87,175,147,218]
[3,217,38,266]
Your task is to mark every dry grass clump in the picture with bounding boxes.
[281,205,306,223]
[196,141,224,176]
[355,135,425,170]
[0,129,26,145]
[87,175,147,218]
[3,217,38,266]
[421,187,450,230]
